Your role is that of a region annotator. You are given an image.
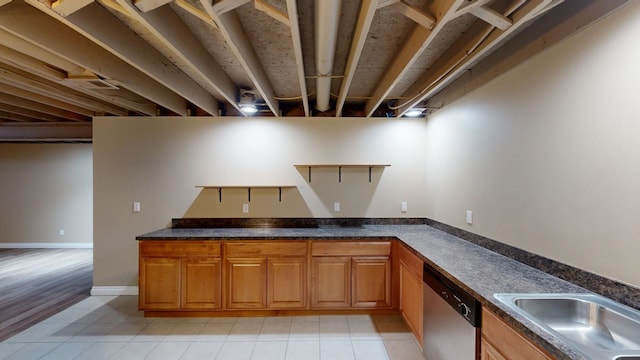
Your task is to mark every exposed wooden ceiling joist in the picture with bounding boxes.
[0,102,67,122]
[114,0,240,114]
[133,0,171,12]
[254,0,289,26]
[0,1,178,115]
[200,0,280,116]
[397,0,557,116]
[364,0,465,117]
[0,30,154,116]
[285,0,309,117]
[0,92,90,121]
[470,5,513,30]
[0,83,94,117]
[335,0,378,117]
[0,110,33,122]
[0,64,130,116]
[25,0,218,116]
[392,1,436,29]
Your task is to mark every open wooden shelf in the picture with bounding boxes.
[293,164,391,182]
[196,185,296,202]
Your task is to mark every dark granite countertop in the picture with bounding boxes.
[137,225,595,360]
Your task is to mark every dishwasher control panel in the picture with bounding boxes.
[423,262,481,327]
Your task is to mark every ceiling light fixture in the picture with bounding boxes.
[239,90,258,114]
[404,108,424,117]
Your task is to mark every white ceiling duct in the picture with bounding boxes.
[314,0,342,112]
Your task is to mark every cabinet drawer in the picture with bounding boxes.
[397,242,423,277]
[225,241,307,257]
[140,241,221,257]
[311,241,391,256]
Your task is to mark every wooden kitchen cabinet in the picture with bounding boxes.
[140,257,181,309]
[352,257,391,308]
[225,241,308,310]
[397,243,424,342]
[139,241,222,311]
[182,257,221,309]
[311,240,392,309]
[267,257,307,309]
[311,256,351,308]
[481,308,554,360]
[226,258,267,309]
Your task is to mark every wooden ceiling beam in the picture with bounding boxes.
[173,0,217,28]
[397,0,556,116]
[0,102,67,122]
[0,110,33,123]
[26,1,219,116]
[0,82,94,117]
[335,0,378,117]
[212,0,250,15]
[133,0,171,12]
[254,0,289,26]
[393,1,436,29]
[470,5,513,30]
[0,92,90,121]
[285,0,309,117]
[200,0,279,116]
[115,0,239,114]
[1,1,183,115]
[364,0,465,117]
[0,64,131,116]
[0,30,155,115]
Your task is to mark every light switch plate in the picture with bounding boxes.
[401,202,408,213]
[466,210,473,225]
[133,202,141,212]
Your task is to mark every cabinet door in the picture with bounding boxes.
[352,257,391,308]
[267,257,307,309]
[139,257,181,310]
[481,338,508,360]
[182,257,222,309]
[226,258,266,309]
[311,257,351,308]
[399,260,423,341]
[482,308,553,360]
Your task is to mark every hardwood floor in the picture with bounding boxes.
[0,248,92,341]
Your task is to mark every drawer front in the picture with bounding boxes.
[225,241,308,257]
[140,241,221,257]
[311,241,391,256]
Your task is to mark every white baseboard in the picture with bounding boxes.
[0,242,93,249]
[91,286,139,296]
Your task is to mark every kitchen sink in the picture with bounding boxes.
[494,293,640,360]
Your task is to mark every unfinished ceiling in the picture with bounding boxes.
[0,0,627,139]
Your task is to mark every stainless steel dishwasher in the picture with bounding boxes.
[423,262,481,360]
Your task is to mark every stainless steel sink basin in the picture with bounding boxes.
[494,293,640,360]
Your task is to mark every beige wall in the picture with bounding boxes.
[93,117,428,286]
[424,2,640,287]
[0,143,92,246]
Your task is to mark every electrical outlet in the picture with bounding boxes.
[133,202,141,212]
[243,203,249,213]
[333,202,340,212]
[401,201,408,213]
[59,229,65,236]
[466,210,473,225]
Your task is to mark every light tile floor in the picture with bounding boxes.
[0,296,425,360]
